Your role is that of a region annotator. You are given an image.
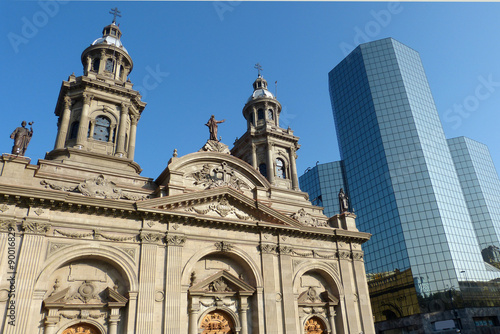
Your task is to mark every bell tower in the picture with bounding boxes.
[46,12,146,175]
[231,65,300,190]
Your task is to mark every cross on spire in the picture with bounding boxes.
[109,7,122,24]
[254,63,263,77]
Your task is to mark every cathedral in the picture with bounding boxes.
[0,18,375,334]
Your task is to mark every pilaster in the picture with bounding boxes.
[337,250,360,334]
[75,93,93,148]
[260,243,279,333]
[135,232,162,333]
[278,245,298,333]
[163,233,186,334]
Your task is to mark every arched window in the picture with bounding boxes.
[93,116,111,141]
[69,121,79,139]
[92,58,100,72]
[259,163,267,178]
[257,109,264,120]
[276,159,286,179]
[105,58,114,72]
[267,109,274,120]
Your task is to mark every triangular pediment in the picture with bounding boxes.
[190,270,256,294]
[137,187,302,227]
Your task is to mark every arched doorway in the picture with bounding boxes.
[61,323,101,334]
[304,316,327,334]
[200,310,234,334]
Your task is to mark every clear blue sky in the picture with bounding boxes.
[1,1,500,180]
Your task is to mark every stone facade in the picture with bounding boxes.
[0,20,375,334]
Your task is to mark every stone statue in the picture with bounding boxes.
[10,121,33,156]
[339,188,349,213]
[205,115,225,141]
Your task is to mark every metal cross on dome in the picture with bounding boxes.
[109,7,122,23]
[254,63,263,77]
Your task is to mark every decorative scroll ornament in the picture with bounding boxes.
[260,244,278,254]
[41,174,148,201]
[199,140,231,154]
[191,162,250,192]
[352,251,364,261]
[278,245,293,255]
[215,241,233,252]
[166,235,186,246]
[22,221,51,234]
[338,250,352,261]
[187,197,252,220]
[291,209,328,227]
[140,232,163,244]
[0,220,15,231]
[0,204,9,212]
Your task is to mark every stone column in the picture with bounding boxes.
[266,143,275,184]
[135,232,162,333]
[88,119,95,141]
[109,124,117,143]
[85,55,91,74]
[126,292,138,334]
[188,296,199,334]
[251,144,257,169]
[4,221,50,334]
[278,245,298,333]
[163,234,186,334]
[54,96,72,149]
[337,250,360,334]
[260,244,278,333]
[98,50,106,74]
[128,116,138,160]
[239,301,249,334]
[289,147,299,190]
[75,93,93,148]
[108,308,120,334]
[352,251,375,334]
[115,103,129,157]
[328,305,337,334]
[115,55,123,80]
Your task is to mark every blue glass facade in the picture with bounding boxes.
[299,161,346,217]
[301,38,500,328]
[448,137,500,257]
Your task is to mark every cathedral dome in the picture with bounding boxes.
[92,35,128,53]
[247,88,274,103]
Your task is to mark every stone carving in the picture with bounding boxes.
[352,251,364,261]
[215,241,233,252]
[0,220,15,231]
[191,162,250,192]
[200,311,232,334]
[41,174,148,201]
[68,281,100,303]
[118,247,136,259]
[338,250,352,261]
[314,251,337,259]
[0,289,10,302]
[33,208,45,216]
[278,245,293,255]
[291,209,328,227]
[187,197,252,220]
[305,287,321,303]
[260,244,278,254]
[48,242,72,255]
[0,204,9,212]
[166,235,186,246]
[292,249,314,257]
[60,311,79,319]
[200,140,231,154]
[22,221,51,234]
[207,277,232,292]
[10,121,33,156]
[54,229,94,238]
[96,230,136,241]
[140,232,163,244]
[155,290,165,302]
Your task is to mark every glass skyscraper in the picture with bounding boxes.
[301,38,500,332]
